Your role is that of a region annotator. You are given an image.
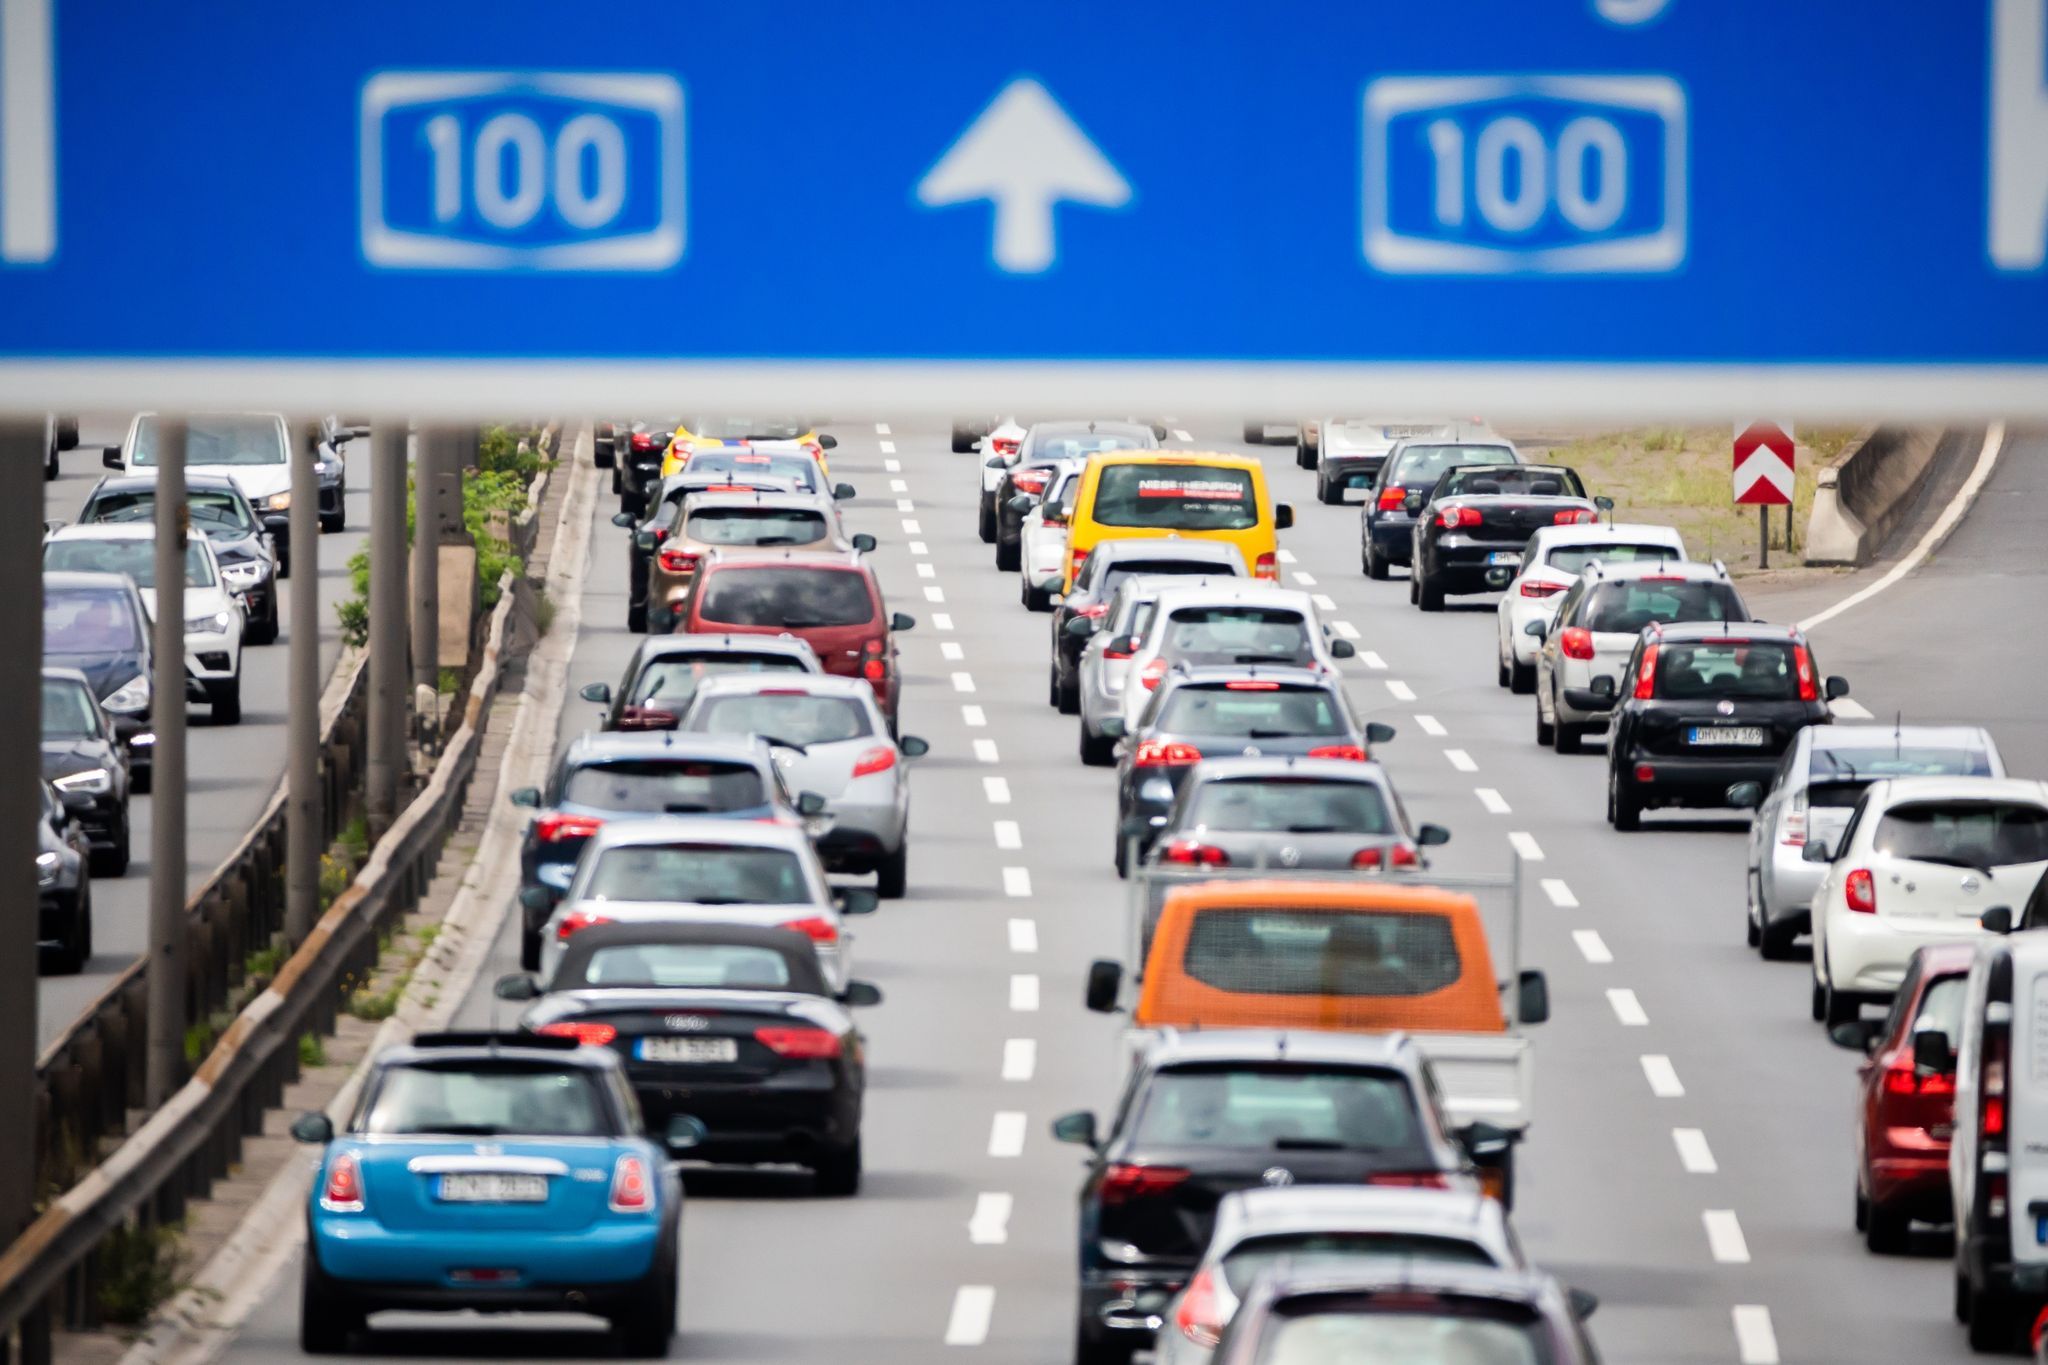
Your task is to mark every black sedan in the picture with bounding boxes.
[44,572,155,793]
[1359,439,1520,581]
[1592,621,1847,830]
[42,668,131,875]
[498,922,879,1195]
[1409,463,1609,610]
[38,779,93,974]
[75,471,283,644]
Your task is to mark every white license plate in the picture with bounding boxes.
[1487,551,1521,566]
[437,1173,547,1203]
[639,1036,738,1064]
[1688,726,1765,747]
[1383,425,1437,438]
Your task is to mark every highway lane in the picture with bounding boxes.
[207,421,2040,1365]
[38,419,372,1048]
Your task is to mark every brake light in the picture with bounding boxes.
[1883,1054,1956,1097]
[785,916,840,944]
[1161,840,1228,866]
[631,433,656,451]
[1254,552,1278,581]
[1633,642,1660,699]
[1792,643,1820,702]
[1174,1267,1225,1348]
[1352,844,1419,869]
[1099,1163,1190,1205]
[1069,548,1088,574]
[1553,508,1601,525]
[1308,744,1367,761]
[1366,1171,1451,1190]
[1559,627,1594,661]
[1634,763,1656,784]
[1133,741,1202,768]
[1845,868,1876,914]
[1782,789,1808,848]
[608,1155,652,1213]
[852,746,896,778]
[1985,1027,2009,1145]
[556,910,613,940]
[538,1021,618,1046]
[319,1152,364,1212]
[536,814,604,843]
[1012,472,1047,496]
[1104,641,1136,661]
[804,442,824,463]
[656,546,699,574]
[754,1026,843,1059]
[1225,680,1279,691]
[1518,579,1565,598]
[992,436,1021,457]
[1139,657,1168,691]
[1377,486,1408,512]
[862,638,889,684]
[1436,504,1482,529]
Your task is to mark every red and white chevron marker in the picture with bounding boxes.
[1732,421,1795,505]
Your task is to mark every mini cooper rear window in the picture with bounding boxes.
[365,1064,609,1137]
[1182,909,1462,997]
[1093,463,1258,531]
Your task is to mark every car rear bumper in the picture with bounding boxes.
[1427,543,1526,592]
[310,1219,661,1290]
[632,1078,859,1162]
[1621,753,1778,807]
[1825,912,1977,994]
[1081,1265,1191,1339]
[1365,517,1413,562]
[1869,1151,1953,1218]
[1763,845,1824,927]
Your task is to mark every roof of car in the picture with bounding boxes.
[699,549,870,574]
[1811,723,1994,751]
[1162,663,1336,691]
[1183,755,1393,785]
[560,730,773,766]
[1536,521,1685,546]
[629,633,820,664]
[91,471,247,496]
[1579,558,1728,582]
[1644,619,1801,643]
[1029,419,1156,439]
[377,1033,620,1071]
[1151,580,1316,610]
[550,922,829,996]
[681,488,836,514]
[688,672,879,702]
[44,570,141,594]
[46,523,159,542]
[1219,1185,1504,1241]
[1245,1262,1568,1312]
[579,814,814,854]
[1142,1028,1419,1071]
[1861,775,2048,805]
[40,666,94,689]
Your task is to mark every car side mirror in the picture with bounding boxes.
[665,1114,708,1151]
[519,886,553,912]
[1403,493,1425,514]
[899,735,930,758]
[1007,495,1034,514]
[1459,1120,1513,1160]
[102,447,124,471]
[1365,722,1397,745]
[1567,1288,1600,1322]
[1914,1029,1954,1073]
[1516,969,1550,1025]
[262,514,290,536]
[834,482,857,501]
[1274,504,1295,531]
[891,613,916,632]
[493,973,540,1001]
[1150,423,1170,440]
[579,682,612,705]
[634,530,658,553]
[839,980,883,1007]
[290,1112,334,1145]
[1594,495,1615,511]
[837,888,879,916]
[819,434,839,450]
[1826,675,1851,701]
[1099,718,1126,740]
[1982,905,2015,935]
[1085,959,1123,1013]
[1589,675,1617,699]
[509,786,542,807]
[851,533,877,554]
[1417,823,1451,847]
[1065,615,1099,639]
[1725,781,1764,810]
[1523,620,1547,639]
[796,791,829,816]
[1051,1110,1099,1148]
[1829,1019,1882,1053]
[1802,838,1834,863]
[984,455,1007,470]
[1329,639,1356,659]
[611,511,636,528]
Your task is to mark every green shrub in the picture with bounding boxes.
[298,1032,326,1067]
[96,1219,186,1325]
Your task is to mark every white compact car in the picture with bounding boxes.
[1496,523,1687,694]
[1019,460,1084,611]
[1809,776,2048,1028]
[973,417,1026,541]
[42,523,245,723]
[1115,581,1351,735]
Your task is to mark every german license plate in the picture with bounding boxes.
[1487,551,1521,566]
[639,1036,738,1064]
[437,1173,547,1203]
[1688,726,1764,747]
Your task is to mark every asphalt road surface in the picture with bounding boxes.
[210,421,2046,1364]
[37,418,372,1050]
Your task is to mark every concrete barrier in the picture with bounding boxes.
[1803,426,1946,566]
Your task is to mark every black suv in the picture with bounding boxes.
[1594,621,1847,830]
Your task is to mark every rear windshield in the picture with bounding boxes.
[1031,429,1152,460]
[1131,1066,1422,1154]
[130,414,285,468]
[1156,686,1348,739]
[584,843,810,904]
[364,1064,608,1138]
[1811,746,1994,783]
[1161,607,1314,665]
[691,692,873,746]
[44,588,143,652]
[1183,909,1462,997]
[1187,779,1394,835]
[682,449,818,489]
[684,507,828,548]
[628,653,811,710]
[44,538,215,588]
[573,942,797,991]
[1653,641,1801,701]
[684,417,809,441]
[1582,581,1741,634]
[1092,463,1258,531]
[1222,1232,1499,1296]
[560,759,765,815]
[1874,802,2048,868]
[42,678,101,738]
[1389,444,1516,485]
[697,567,875,628]
[1254,1304,1547,1365]
[1544,542,1679,575]
[1438,465,1583,498]
[86,487,253,532]
[1100,559,1242,600]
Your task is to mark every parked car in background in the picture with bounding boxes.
[41,667,131,875]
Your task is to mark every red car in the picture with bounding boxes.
[1838,941,1973,1253]
[677,552,913,727]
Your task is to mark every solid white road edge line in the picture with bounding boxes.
[1732,1306,1781,1365]
[1002,1038,1037,1081]
[1642,1055,1685,1097]
[967,1193,1013,1246]
[1673,1128,1718,1174]
[1702,1210,1751,1263]
[944,1285,994,1344]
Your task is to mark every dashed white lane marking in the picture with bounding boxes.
[1008,918,1038,952]
[1476,788,1511,814]
[891,478,910,493]
[988,1112,1025,1157]
[932,612,954,630]
[983,776,1012,804]
[1732,1306,1780,1365]
[1332,621,1360,640]
[1642,1055,1685,1097]
[1312,593,1337,612]
[962,705,987,727]
[910,540,930,555]
[1702,1210,1750,1263]
[902,518,922,534]
[1573,929,1612,964]
[1386,680,1416,701]
[884,457,902,472]
[874,422,893,435]
[1361,651,1387,670]
[1009,973,1039,1009]
[967,1193,1013,1246]
[1607,988,1648,1026]
[879,438,897,454]
[1673,1128,1718,1174]
[1277,548,1296,564]
[1293,571,1319,587]
[1831,697,1874,719]
[1002,867,1032,898]
[993,819,1021,849]
[1541,878,1579,908]
[1444,748,1477,772]
[917,562,937,579]
[974,738,1000,763]
[1172,428,1193,443]
[896,498,915,512]
[1002,1038,1036,1081]
[1507,831,1544,861]
[941,642,965,662]
[1415,714,1446,737]
[925,586,947,603]
[944,1285,995,1344]
[952,671,976,693]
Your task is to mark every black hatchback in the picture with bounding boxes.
[1592,621,1848,830]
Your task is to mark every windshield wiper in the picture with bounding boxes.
[759,736,810,753]
[1245,729,1300,740]
[1270,1137,1351,1152]
[1283,824,1343,834]
[423,1124,505,1136]
[1232,653,1306,665]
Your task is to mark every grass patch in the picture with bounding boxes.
[298,1032,326,1068]
[96,1219,187,1326]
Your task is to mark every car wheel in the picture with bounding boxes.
[1607,769,1641,831]
[1242,422,1265,445]
[1855,1183,1869,1232]
[1079,726,1116,767]
[211,675,243,725]
[1811,968,1827,1022]
[611,464,623,495]
[1966,1278,2017,1353]
[1022,579,1051,612]
[978,495,997,543]
[520,922,542,972]
[45,445,58,481]
[1496,648,1511,689]
[1114,827,1130,878]
[1075,1318,1135,1365]
[813,1138,863,1197]
[1364,540,1389,580]
[1417,574,1445,612]
[1509,659,1535,695]
[1296,442,1316,470]
[131,761,151,796]
[875,842,908,900]
[1823,982,1860,1029]
[611,1244,677,1358]
[1057,673,1080,715]
[952,423,979,454]
[1865,1197,1911,1255]
[1553,720,1582,755]
[247,597,280,646]
[298,1256,363,1356]
[320,507,345,534]
[1534,694,1555,748]
[1745,874,1764,948]
[995,537,1021,572]
[95,815,131,878]
[627,600,647,633]
[1408,573,1419,606]
[1316,477,1339,505]
[48,900,88,975]
[1760,917,1799,961]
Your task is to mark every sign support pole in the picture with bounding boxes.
[1759,504,1769,570]
[146,420,188,1107]
[0,424,42,1321]
[285,423,322,945]
[366,423,407,841]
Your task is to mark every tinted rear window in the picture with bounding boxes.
[691,692,873,746]
[574,942,796,990]
[1544,542,1679,575]
[1222,1233,1498,1295]
[1156,686,1348,739]
[1130,1066,1422,1153]
[364,1064,608,1137]
[1874,802,2048,867]
[1187,779,1393,835]
[1811,746,1993,782]
[560,759,765,815]
[1182,909,1462,997]
[1093,463,1257,531]
[1389,444,1516,485]
[685,507,827,548]
[1100,559,1241,599]
[1160,607,1313,665]
[1583,581,1741,634]
[585,844,810,904]
[1653,641,1800,700]
[697,567,875,628]
[682,450,818,489]
[1439,465,1582,498]
[629,653,810,709]
[1253,1304,1548,1365]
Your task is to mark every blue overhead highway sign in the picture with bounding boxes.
[0,0,2045,417]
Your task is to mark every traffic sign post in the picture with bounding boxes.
[1,1,2047,417]
[1734,421,1795,568]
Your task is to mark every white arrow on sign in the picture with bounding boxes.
[917,78,1130,274]
[0,0,57,264]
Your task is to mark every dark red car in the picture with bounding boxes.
[1836,941,1973,1253]
[677,552,913,727]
